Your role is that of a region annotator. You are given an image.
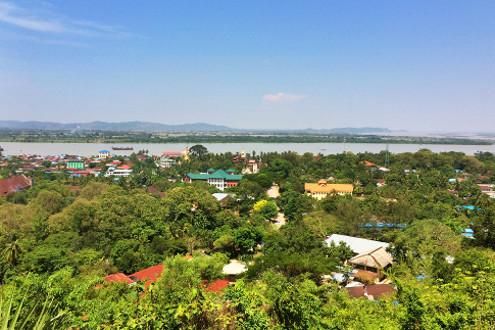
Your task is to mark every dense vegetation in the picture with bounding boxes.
[1,148,495,329]
[0,129,492,145]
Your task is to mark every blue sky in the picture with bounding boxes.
[1,0,494,131]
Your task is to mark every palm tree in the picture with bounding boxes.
[2,236,21,266]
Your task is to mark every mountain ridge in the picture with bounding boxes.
[0,120,392,134]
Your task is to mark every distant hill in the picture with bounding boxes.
[297,127,392,134]
[0,121,392,134]
[0,121,234,132]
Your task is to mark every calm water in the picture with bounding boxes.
[1,142,494,157]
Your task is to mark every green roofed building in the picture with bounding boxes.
[184,169,242,191]
[66,160,85,170]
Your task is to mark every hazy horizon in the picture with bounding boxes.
[2,1,494,131]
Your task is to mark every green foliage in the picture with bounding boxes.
[252,199,278,220]
[279,190,313,221]
[0,149,495,328]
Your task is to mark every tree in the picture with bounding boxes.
[279,191,312,221]
[189,144,208,160]
[2,235,21,266]
[233,226,262,255]
[392,220,461,275]
[252,200,278,220]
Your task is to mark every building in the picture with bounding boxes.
[242,159,260,174]
[0,175,32,196]
[212,192,234,207]
[66,160,85,170]
[345,284,395,300]
[105,264,164,287]
[184,169,242,191]
[304,179,353,200]
[349,246,393,275]
[266,184,280,198]
[98,150,111,159]
[325,234,393,278]
[159,151,181,168]
[478,184,495,199]
[105,165,133,177]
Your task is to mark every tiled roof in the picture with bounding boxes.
[305,182,353,194]
[162,151,183,158]
[187,169,243,181]
[0,175,32,196]
[206,279,231,293]
[105,264,164,287]
[346,284,395,299]
[130,264,164,282]
[104,273,134,284]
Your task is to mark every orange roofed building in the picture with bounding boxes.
[304,179,353,200]
[105,264,164,287]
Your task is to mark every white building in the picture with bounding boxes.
[98,150,111,160]
[105,165,132,177]
[325,234,389,255]
[242,159,259,174]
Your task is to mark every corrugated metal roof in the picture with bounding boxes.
[325,234,389,255]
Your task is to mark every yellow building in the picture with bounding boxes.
[304,179,353,200]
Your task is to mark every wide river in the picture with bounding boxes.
[1,142,494,157]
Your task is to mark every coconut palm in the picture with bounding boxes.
[2,236,21,266]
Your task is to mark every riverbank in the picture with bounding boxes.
[0,131,492,145]
[2,142,494,157]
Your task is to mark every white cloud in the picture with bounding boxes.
[263,92,307,104]
[0,2,64,32]
[0,1,127,38]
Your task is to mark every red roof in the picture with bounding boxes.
[118,165,131,170]
[346,285,365,298]
[206,279,231,293]
[105,273,134,284]
[130,264,164,283]
[346,284,395,299]
[162,151,182,158]
[364,160,377,168]
[0,175,32,196]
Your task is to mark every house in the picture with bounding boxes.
[104,273,134,284]
[66,160,85,170]
[363,160,377,168]
[463,228,474,239]
[158,151,183,168]
[325,234,390,255]
[304,180,353,200]
[325,234,393,279]
[478,184,495,198]
[68,170,91,178]
[105,264,164,287]
[349,246,393,275]
[0,175,32,196]
[346,284,395,300]
[377,166,390,172]
[242,159,260,174]
[97,150,111,159]
[267,184,280,198]
[222,259,247,277]
[184,169,243,191]
[105,165,133,177]
[206,279,231,293]
[129,264,164,286]
[212,192,234,207]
